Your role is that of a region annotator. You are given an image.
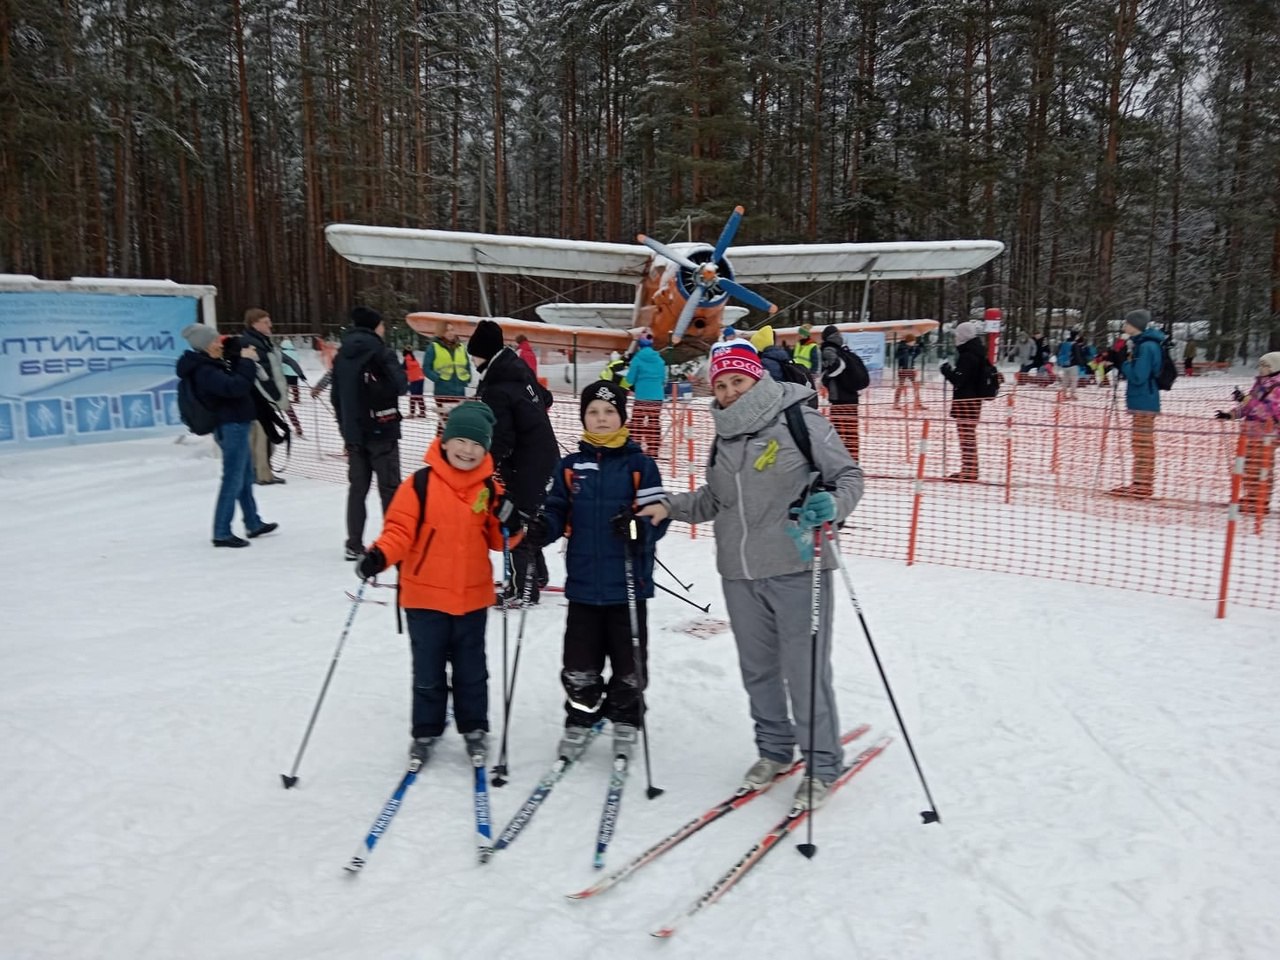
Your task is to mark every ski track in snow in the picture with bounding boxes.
[1,435,1277,960]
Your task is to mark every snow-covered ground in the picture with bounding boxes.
[2,435,1277,960]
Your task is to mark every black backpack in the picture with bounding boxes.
[177,371,218,436]
[1154,338,1178,391]
[1070,341,1087,367]
[776,359,820,408]
[831,344,870,393]
[360,351,402,428]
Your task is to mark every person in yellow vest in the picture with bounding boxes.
[792,326,818,378]
[599,351,631,388]
[425,320,472,417]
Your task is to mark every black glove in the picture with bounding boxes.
[355,547,386,581]
[1232,387,1245,402]
[523,513,550,548]
[222,337,241,364]
[492,494,519,531]
[939,361,953,377]
[1214,410,1232,420]
[611,510,644,543]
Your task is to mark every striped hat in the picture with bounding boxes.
[708,340,764,384]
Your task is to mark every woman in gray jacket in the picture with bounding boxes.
[639,340,864,810]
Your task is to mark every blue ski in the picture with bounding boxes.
[474,758,494,864]
[494,723,603,851]
[593,754,629,869]
[345,758,422,874]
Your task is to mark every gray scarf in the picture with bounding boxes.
[711,375,786,439]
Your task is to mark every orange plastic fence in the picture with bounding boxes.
[283,374,1276,617]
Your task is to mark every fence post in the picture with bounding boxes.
[1254,434,1273,536]
[1050,403,1061,475]
[906,420,930,566]
[688,473,697,540]
[1216,432,1247,619]
[1004,389,1015,504]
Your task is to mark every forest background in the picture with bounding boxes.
[2,0,1278,358]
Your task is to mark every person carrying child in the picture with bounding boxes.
[354,401,519,766]
[523,381,670,762]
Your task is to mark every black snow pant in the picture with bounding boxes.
[345,436,401,553]
[508,538,548,603]
[561,600,647,728]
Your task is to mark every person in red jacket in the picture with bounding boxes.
[403,348,427,418]
[514,333,538,377]
[355,401,519,767]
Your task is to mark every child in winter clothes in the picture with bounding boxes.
[524,381,670,761]
[1215,352,1280,514]
[355,401,516,766]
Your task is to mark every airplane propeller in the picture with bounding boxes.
[637,204,777,344]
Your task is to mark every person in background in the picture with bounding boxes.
[1015,332,1036,373]
[750,325,795,383]
[403,348,427,418]
[523,381,670,762]
[720,326,738,342]
[425,320,471,418]
[176,324,277,548]
[791,325,818,379]
[278,338,307,438]
[241,308,290,484]
[939,320,987,482]
[636,340,863,810]
[354,401,515,767]
[332,306,408,560]
[1103,309,1165,498]
[819,325,866,462]
[599,351,630,386]
[1057,331,1080,401]
[515,333,539,378]
[1215,352,1280,515]
[625,334,667,457]
[468,319,558,604]
[893,334,923,410]
[1184,339,1197,377]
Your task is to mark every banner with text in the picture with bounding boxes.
[0,292,196,452]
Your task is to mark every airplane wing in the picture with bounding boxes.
[724,240,1005,285]
[406,312,635,354]
[325,224,651,283]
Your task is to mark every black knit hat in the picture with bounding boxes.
[351,306,382,330]
[580,379,628,425]
[468,319,504,360]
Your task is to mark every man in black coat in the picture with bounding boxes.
[939,320,989,482]
[468,319,558,603]
[332,306,409,560]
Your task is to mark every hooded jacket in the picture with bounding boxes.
[624,344,667,401]
[332,326,408,445]
[474,346,558,514]
[819,329,861,404]
[241,327,290,412]
[175,350,258,425]
[1119,326,1166,414]
[370,439,507,615]
[665,378,864,581]
[1232,370,1280,432]
[541,437,671,604]
[942,337,990,409]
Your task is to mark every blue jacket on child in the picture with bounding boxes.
[541,438,670,605]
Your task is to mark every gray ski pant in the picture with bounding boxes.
[721,569,843,782]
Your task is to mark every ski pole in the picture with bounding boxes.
[625,518,664,800]
[655,555,693,592]
[492,529,512,784]
[655,581,710,613]
[797,524,824,858]
[492,548,537,786]
[824,523,940,824]
[281,580,368,788]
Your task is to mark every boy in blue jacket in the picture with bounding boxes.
[524,381,670,760]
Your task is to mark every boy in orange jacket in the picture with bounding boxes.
[355,401,517,766]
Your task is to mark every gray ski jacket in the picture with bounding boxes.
[665,378,863,581]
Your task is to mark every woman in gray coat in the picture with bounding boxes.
[639,340,863,810]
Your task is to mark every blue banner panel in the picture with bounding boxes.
[844,331,887,383]
[0,293,196,451]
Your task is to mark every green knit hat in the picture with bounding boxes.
[440,401,495,451]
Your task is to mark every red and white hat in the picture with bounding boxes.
[708,340,765,383]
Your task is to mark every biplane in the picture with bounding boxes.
[324,207,1004,366]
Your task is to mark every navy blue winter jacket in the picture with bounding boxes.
[175,350,257,425]
[541,438,670,605]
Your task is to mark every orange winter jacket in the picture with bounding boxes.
[370,439,510,615]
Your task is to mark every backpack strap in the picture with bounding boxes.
[709,401,816,474]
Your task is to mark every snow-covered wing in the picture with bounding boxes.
[325,224,650,283]
[724,240,1005,284]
